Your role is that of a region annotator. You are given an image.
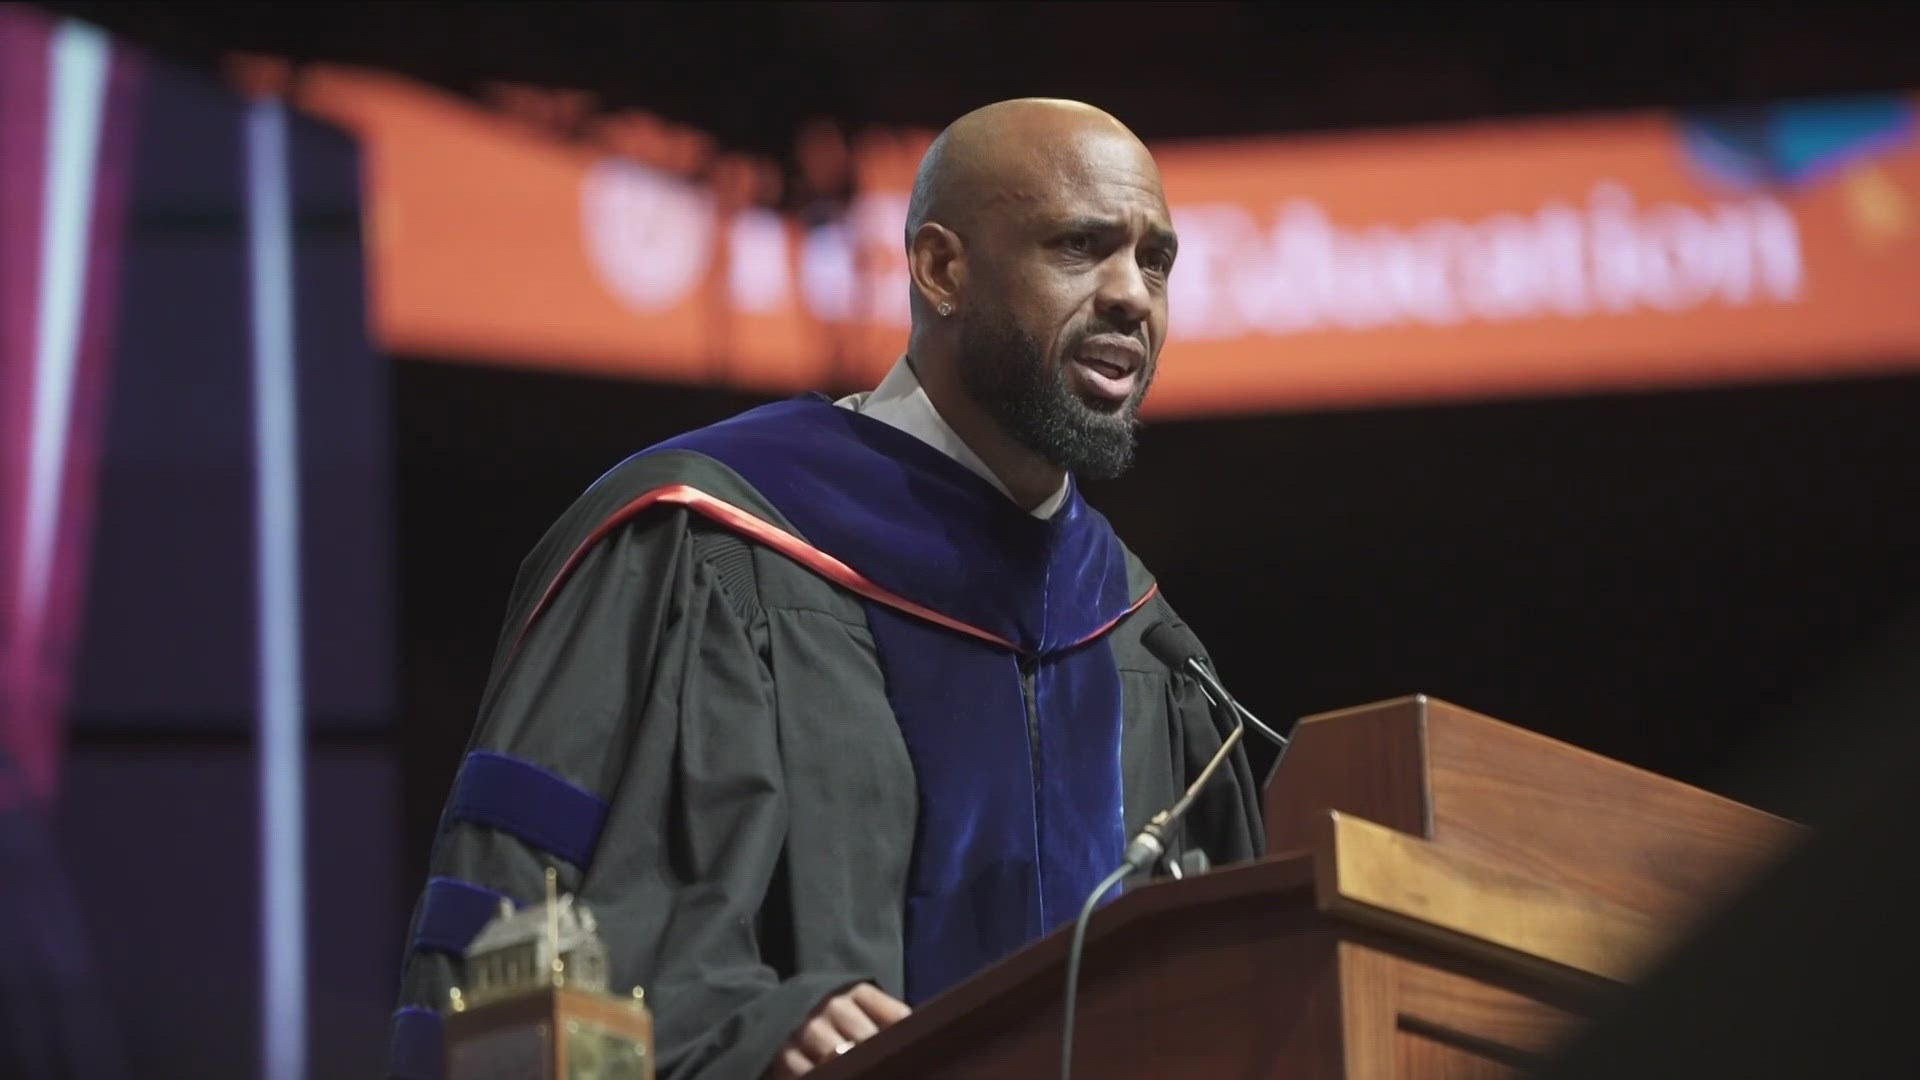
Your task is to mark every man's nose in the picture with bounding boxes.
[1093,253,1152,329]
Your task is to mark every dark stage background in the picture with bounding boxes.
[26,2,1920,1077]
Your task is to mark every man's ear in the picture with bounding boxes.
[908,222,966,314]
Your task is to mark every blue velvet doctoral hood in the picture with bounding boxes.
[641,395,1143,1003]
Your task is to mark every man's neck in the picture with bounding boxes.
[909,355,1068,514]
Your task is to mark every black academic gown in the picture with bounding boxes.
[388,406,1264,1080]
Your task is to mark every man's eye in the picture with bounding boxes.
[1142,250,1174,274]
[1061,232,1096,254]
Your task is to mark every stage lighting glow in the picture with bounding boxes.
[247,95,308,1080]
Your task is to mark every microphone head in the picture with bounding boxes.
[1143,621,1204,671]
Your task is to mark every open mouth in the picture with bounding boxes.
[1068,338,1145,405]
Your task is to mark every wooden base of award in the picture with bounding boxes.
[444,984,654,1080]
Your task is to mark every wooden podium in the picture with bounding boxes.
[815,696,1799,1078]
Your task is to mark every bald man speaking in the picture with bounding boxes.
[389,100,1262,1080]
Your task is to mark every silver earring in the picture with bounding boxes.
[938,302,952,317]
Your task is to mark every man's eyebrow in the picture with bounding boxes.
[1052,214,1124,236]
[1050,216,1180,251]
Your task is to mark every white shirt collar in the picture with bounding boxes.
[835,357,1071,520]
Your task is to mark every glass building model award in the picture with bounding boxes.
[443,868,654,1079]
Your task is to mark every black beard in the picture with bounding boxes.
[954,311,1151,481]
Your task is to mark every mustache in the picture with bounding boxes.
[1066,323,1151,353]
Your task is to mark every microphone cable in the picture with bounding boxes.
[1059,860,1137,1080]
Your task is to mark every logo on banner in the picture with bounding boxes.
[582,160,715,312]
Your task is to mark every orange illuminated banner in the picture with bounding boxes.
[296,67,1920,414]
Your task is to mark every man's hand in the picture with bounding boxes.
[764,982,912,1078]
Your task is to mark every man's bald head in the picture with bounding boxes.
[904,98,1156,250]
[901,98,1176,488]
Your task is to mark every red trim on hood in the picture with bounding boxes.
[1072,580,1159,648]
[514,483,1157,658]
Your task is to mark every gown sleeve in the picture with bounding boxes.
[391,509,870,1080]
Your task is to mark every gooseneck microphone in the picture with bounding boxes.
[1120,622,1283,873]
[1112,626,1244,877]
[1058,623,1285,1080]
[1146,622,1291,753]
